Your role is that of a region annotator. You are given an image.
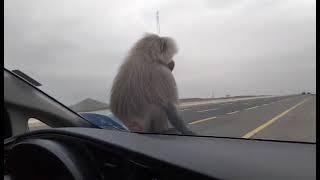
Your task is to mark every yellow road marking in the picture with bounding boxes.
[189,117,217,125]
[242,98,310,139]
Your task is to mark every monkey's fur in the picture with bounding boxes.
[110,33,194,135]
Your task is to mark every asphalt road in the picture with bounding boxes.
[181,94,316,143]
[28,94,316,143]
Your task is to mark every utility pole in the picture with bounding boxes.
[156,11,160,34]
[210,89,214,98]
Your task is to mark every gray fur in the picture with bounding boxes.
[110,33,193,134]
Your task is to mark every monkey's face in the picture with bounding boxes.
[167,60,175,71]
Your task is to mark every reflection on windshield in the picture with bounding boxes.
[4,0,316,143]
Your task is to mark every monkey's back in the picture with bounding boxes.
[110,59,178,120]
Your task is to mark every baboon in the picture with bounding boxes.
[110,33,194,135]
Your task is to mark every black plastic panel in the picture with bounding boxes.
[9,128,316,180]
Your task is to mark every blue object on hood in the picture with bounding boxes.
[80,112,129,131]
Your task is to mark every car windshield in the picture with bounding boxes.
[4,0,316,143]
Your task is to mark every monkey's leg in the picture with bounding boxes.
[145,105,169,133]
[163,103,196,135]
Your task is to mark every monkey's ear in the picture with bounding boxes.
[159,38,167,54]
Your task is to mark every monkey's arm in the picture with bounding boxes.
[163,103,196,135]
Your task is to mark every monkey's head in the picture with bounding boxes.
[130,33,178,71]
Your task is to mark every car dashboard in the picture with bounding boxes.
[4,127,316,180]
[4,129,213,180]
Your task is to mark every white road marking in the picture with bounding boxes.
[262,103,269,106]
[226,110,239,115]
[189,117,217,125]
[179,108,191,111]
[222,103,233,105]
[197,108,219,113]
[243,103,249,105]
[245,106,260,110]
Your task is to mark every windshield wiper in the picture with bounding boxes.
[12,69,42,87]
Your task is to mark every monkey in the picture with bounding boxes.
[110,33,194,135]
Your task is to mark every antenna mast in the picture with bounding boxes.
[156,11,160,34]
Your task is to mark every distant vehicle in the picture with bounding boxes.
[307,92,311,95]
[302,92,306,95]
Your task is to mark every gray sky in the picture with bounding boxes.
[4,0,316,106]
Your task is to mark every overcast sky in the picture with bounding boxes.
[4,0,316,106]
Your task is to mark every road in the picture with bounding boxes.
[28,94,316,143]
[181,94,316,143]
